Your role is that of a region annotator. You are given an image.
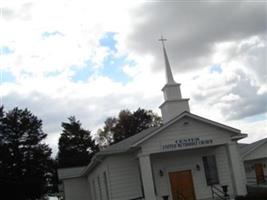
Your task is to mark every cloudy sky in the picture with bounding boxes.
[0,0,266,155]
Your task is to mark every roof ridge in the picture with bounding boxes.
[98,126,159,154]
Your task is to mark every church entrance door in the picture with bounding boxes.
[169,170,196,200]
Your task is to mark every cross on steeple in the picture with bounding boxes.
[158,35,167,48]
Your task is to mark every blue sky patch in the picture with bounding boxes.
[100,32,117,52]
[45,71,61,77]
[70,55,134,84]
[1,70,15,82]
[42,31,64,39]
[210,65,222,74]
[245,113,267,123]
[100,55,134,84]
[71,60,95,82]
[1,46,13,55]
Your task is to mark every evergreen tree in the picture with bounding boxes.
[0,106,52,200]
[46,158,59,196]
[57,116,98,168]
[97,108,162,146]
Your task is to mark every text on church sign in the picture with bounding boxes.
[162,137,213,151]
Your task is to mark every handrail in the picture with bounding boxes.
[212,185,225,195]
[212,191,225,200]
[211,185,230,200]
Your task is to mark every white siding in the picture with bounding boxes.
[151,145,234,200]
[141,117,233,155]
[107,154,143,200]
[88,159,111,200]
[87,154,142,200]
[215,145,234,195]
[63,177,90,200]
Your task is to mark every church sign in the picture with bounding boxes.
[162,137,213,151]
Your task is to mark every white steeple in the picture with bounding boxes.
[158,36,190,123]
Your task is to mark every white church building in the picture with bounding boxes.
[58,39,248,200]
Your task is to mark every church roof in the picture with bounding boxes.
[81,111,245,176]
[97,126,158,155]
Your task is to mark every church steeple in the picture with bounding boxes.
[159,36,176,84]
[158,36,190,123]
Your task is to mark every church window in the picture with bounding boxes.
[202,155,219,185]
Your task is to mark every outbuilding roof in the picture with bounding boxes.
[239,138,267,158]
[58,166,86,180]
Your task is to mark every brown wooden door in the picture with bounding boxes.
[169,170,196,200]
[255,163,265,184]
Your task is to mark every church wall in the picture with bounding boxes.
[63,177,90,200]
[140,116,233,155]
[87,158,111,200]
[87,153,143,200]
[151,145,234,200]
[107,153,143,200]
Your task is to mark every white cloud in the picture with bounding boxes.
[0,1,266,155]
[0,0,138,77]
[230,117,267,144]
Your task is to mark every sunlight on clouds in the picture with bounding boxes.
[231,118,267,144]
[221,93,240,102]
[181,35,267,128]
[212,41,236,63]
[0,0,138,80]
[0,1,266,153]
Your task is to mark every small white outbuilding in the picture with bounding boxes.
[58,39,248,200]
[239,138,267,186]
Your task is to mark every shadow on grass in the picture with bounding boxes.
[235,186,267,200]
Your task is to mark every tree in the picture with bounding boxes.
[96,117,117,147]
[97,108,162,146]
[0,106,52,200]
[57,116,98,168]
[45,158,59,196]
